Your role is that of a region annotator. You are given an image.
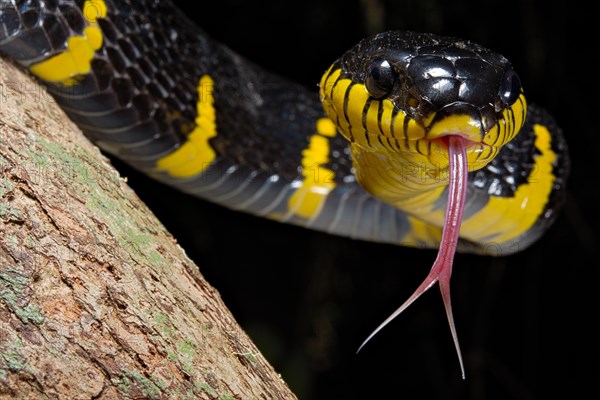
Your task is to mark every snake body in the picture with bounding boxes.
[0,0,569,376]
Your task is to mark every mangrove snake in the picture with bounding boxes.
[0,0,569,377]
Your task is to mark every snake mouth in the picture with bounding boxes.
[428,134,482,148]
[424,108,485,140]
[427,133,493,155]
[411,109,501,168]
[416,133,497,171]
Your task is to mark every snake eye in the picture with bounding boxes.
[498,66,522,107]
[365,58,398,99]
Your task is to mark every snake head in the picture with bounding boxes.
[325,33,532,376]
[320,31,527,171]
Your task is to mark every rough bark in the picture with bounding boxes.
[0,58,296,399]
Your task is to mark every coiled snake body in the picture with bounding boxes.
[0,0,569,376]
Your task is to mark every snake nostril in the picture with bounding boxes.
[406,93,420,109]
[479,105,498,133]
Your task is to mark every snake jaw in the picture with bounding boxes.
[358,135,469,379]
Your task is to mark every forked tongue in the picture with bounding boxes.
[358,135,469,379]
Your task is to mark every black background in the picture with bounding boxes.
[109,1,598,399]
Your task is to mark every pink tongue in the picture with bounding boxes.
[358,135,469,379]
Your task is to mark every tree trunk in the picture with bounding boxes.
[0,58,296,399]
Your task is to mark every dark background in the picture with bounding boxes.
[110,1,598,399]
